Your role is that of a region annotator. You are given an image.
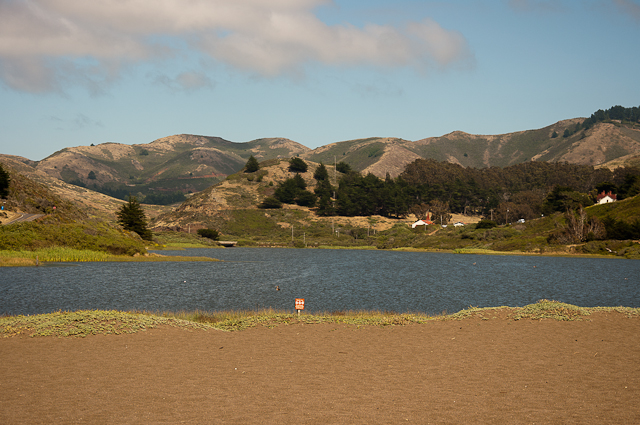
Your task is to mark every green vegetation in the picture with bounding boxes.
[273,174,317,207]
[0,248,217,266]
[244,155,260,173]
[197,228,220,241]
[0,163,9,198]
[336,161,351,173]
[117,196,153,240]
[288,157,308,173]
[2,301,638,338]
[142,191,186,205]
[258,196,283,209]
[0,220,146,255]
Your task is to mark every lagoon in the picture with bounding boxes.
[1,248,639,316]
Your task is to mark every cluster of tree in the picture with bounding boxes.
[582,104,640,129]
[257,155,640,228]
[399,159,640,223]
[0,164,10,198]
[259,158,320,210]
[601,216,640,240]
[333,172,410,218]
[563,104,640,137]
[273,173,317,207]
[548,206,606,244]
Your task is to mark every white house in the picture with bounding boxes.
[411,219,433,228]
[596,190,617,204]
[453,222,465,227]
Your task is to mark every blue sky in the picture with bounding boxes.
[1,0,639,161]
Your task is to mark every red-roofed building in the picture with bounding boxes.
[596,190,617,204]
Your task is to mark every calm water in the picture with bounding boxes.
[1,248,639,316]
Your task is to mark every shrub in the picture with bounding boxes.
[288,157,308,173]
[259,197,283,209]
[197,228,220,240]
[475,219,497,230]
[336,161,351,173]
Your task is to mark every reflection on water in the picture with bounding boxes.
[1,248,638,316]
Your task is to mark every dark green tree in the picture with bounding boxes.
[258,196,283,209]
[116,196,153,240]
[245,155,260,173]
[88,171,97,180]
[314,163,329,181]
[197,228,220,240]
[336,161,351,173]
[289,157,308,173]
[295,190,317,207]
[0,163,10,198]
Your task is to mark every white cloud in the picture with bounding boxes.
[0,0,473,93]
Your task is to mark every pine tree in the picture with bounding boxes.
[245,155,260,173]
[288,157,308,173]
[117,196,153,240]
[0,163,10,198]
[313,163,329,181]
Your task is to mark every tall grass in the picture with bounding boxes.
[0,248,113,262]
[0,247,220,264]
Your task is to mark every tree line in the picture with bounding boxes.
[563,104,640,137]
[260,157,640,227]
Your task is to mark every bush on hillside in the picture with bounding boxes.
[197,228,220,240]
[288,157,308,173]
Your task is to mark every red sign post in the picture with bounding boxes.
[295,298,305,316]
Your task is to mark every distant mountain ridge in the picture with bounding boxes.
[302,119,640,178]
[6,112,640,203]
[33,135,310,199]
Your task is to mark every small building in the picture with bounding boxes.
[453,222,465,227]
[596,190,617,204]
[411,219,433,228]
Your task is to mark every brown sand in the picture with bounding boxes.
[1,312,639,424]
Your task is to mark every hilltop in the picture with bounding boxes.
[302,119,640,178]
[33,135,309,203]
[5,105,636,205]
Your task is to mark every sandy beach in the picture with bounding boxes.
[1,311,639,424]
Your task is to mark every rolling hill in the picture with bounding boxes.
[302,119,640,178]
[7,107,640,206]
[34,135,310,200]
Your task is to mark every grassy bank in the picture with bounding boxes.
[0,247,219,266]
[169,207,640,259]
[2,301,639,337]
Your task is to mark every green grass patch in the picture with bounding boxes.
[3,301,638,337]
[0,248,219,265]
[0,310,215,338]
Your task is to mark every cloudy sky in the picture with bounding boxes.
[1,0,639,160]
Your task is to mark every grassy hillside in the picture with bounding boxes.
[34,135,310,202]
[0,162,149,260]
